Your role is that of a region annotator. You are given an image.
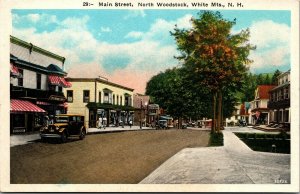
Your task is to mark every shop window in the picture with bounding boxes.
[36,73,41,89]
[18,69,23,87]
[83,90,90,103]
[67,90,73,102]
[284,110,289,122]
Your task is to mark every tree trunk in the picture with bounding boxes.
[217,90,222,133]
[212,92,217,133]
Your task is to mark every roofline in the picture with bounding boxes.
[65,78,134,92]
[10,35,65,63]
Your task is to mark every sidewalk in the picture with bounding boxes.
[140,128,290,184]
[87,125,152,134]
[10,125,153,147]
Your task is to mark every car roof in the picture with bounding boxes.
[56,114,84,117]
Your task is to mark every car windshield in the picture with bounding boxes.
[55,116,69,123]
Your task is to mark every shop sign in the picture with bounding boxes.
[48,95,65,102]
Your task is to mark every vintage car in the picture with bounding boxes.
[40,114,86,143]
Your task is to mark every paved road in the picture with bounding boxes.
[140,128,290,184]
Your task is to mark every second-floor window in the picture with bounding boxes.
[18,69,23,87]
[117,95,119,105]
[284,87,289,99]
[255,101,259,108]
[36,73,41,89]
[83,90,90,103]
[104,92,109,103]
[113,94,115,104]
[120,96,122,106]
[67,90,73,102]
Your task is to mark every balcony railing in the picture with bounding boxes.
[11,86,65,101]
[268,99,290,109]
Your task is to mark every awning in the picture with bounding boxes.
[48,75,72,88]
[11,99,46,113]
[10,63,22,77]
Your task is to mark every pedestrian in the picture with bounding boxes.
[49,115,54,124]
[129,119,132,128]
[98,117,102,129]
[103,117,107,129]
[44,115,49,127]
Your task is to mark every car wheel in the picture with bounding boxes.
[61,131,67,143]
[79,129,86,140]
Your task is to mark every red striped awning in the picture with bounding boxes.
[60,77,72,87]
[48,75,61,86]
[11,99,46,113]
[10,63,21,77]
[48,75,72,88]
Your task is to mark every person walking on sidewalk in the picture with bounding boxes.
[129,119,133,128]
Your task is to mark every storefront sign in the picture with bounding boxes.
[48,95,65,102]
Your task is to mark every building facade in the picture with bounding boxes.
[64,78,134,128]
[250,85,275,125]
[132,94,150,126]
[10,36,70,133]
[267,70,290,129]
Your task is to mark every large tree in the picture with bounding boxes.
[171,11,255,133]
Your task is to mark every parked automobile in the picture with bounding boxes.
[157,120,168,129]
[181,123,188,129]
[40,114,86,143]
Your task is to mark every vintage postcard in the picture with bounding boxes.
[0,0,299,192]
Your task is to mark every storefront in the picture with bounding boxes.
[10,99,46,133]
[87,103,135,128]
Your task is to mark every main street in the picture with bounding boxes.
[10,126,290,184]
[10,128,209,184]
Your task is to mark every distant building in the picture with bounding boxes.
[267,70,290,129]
[226,102,250,126]
[10,36,70,133]
[64,78,134,128]
[250,85,275,125]
[132,94,150,126]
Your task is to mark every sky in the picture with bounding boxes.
[12,9,291,93]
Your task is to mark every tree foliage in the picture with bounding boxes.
[171,11,255,133]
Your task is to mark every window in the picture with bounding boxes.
[284,110,289,122]
[113,94,115,104]
[67,90,73,102]
[120,96,122,105]
[83,90,90,103]
[99,92,101,103]
[36,73,41,89]
[284,87,289,99]
[125,95,131,106]
[117,95,119,105]
[18,69,23,87]
[104,92,109,103]
[103,90,112,104]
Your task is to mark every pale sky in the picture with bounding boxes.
[12,10,291,93]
